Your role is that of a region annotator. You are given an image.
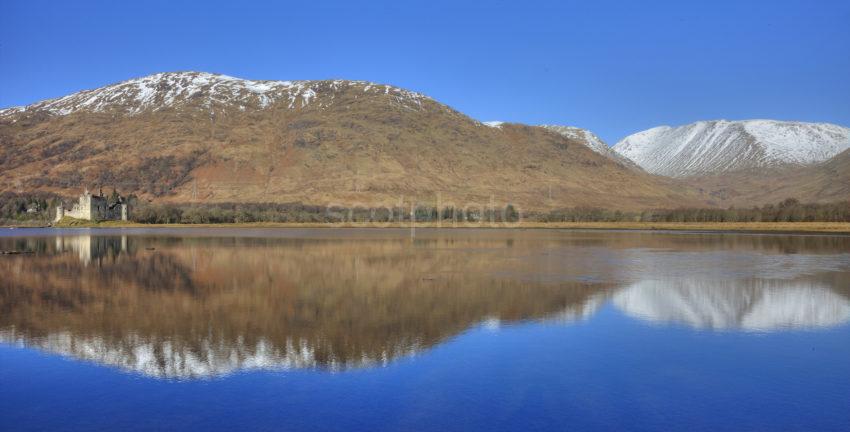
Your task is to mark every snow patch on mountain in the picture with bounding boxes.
[0,71,433,118]
[742,120,850,162]
[541,125,608,153]
[613,120,850,177]
[541,125,637,167]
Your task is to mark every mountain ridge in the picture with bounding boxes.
[540,125,638,168]
[0,71,438,117]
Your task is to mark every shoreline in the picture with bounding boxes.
[4,221,850,234]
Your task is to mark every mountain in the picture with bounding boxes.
[0,71,706,211]
[613,120,850,177]
[540,125,637,168]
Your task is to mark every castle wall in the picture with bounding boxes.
[55,191,130,222]
[64,198,93,220]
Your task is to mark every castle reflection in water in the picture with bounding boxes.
[54,234,129,265]
[1,230,849,379]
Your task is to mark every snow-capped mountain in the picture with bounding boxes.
[540,125,637,167]
[613,120,850,177]
[0,71,433,117]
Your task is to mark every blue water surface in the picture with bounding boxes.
[2,306,849,431]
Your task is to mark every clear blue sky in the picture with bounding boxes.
[2,0,849,143]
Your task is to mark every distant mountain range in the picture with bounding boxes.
[607,120,849,206]
[613,119,850,177]
[0,71,847,209]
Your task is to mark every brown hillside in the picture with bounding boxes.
[0,72,706,211]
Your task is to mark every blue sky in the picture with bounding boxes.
[1,0,849,143]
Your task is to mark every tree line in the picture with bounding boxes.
[1,191,848,225]
[0,191,62,225]
[531,198,850,223]
[129,202,522,224]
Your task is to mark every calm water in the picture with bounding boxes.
[1,228,849,431]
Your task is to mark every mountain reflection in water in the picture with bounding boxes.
[614,279,850,331]
[1,230,849,379]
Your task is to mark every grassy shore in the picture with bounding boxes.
[10,218,844,233]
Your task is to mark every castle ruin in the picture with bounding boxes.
[55,189,130,222]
